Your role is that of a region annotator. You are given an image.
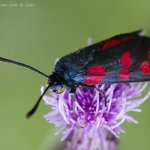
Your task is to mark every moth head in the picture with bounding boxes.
[48,73,66,94]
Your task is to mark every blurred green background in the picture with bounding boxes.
[0,0,150,150]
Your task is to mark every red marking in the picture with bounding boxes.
[119,69,130,80]
[140,61,150,75]
[147,51,150,58]
[102,35,133,50]
[120,51,131,68]
[86,65,106,76]
[83,77,102,84]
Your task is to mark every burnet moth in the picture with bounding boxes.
[0,29,149,118]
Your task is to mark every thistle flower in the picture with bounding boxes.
[42,83,150,150]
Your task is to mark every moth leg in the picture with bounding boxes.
[70,86,76,93]
[69,87,76,110]
[78,83,107,106]
[94,86,107,106]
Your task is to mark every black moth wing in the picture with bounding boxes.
[54,30,150,86]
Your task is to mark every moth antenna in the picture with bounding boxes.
[26,85,50,118]
[0,57,49,78]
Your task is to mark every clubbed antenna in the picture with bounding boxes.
[0,57,49,78]
[0,57,50,118]
[26,85,50,118]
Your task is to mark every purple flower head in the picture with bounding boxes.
[42,82,150,149]
[41,39,150,150]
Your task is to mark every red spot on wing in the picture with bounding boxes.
[119,69,130,80]
[86,65,106,76]
[83,77,102,84]
[120,51,131,68]
[102,39,120,50]
[140,61,150,75]
[102,35,133,50]
[147,51,150,58]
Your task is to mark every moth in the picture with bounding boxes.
[0,29,149,118]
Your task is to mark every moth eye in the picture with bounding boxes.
[55,87,65,94]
